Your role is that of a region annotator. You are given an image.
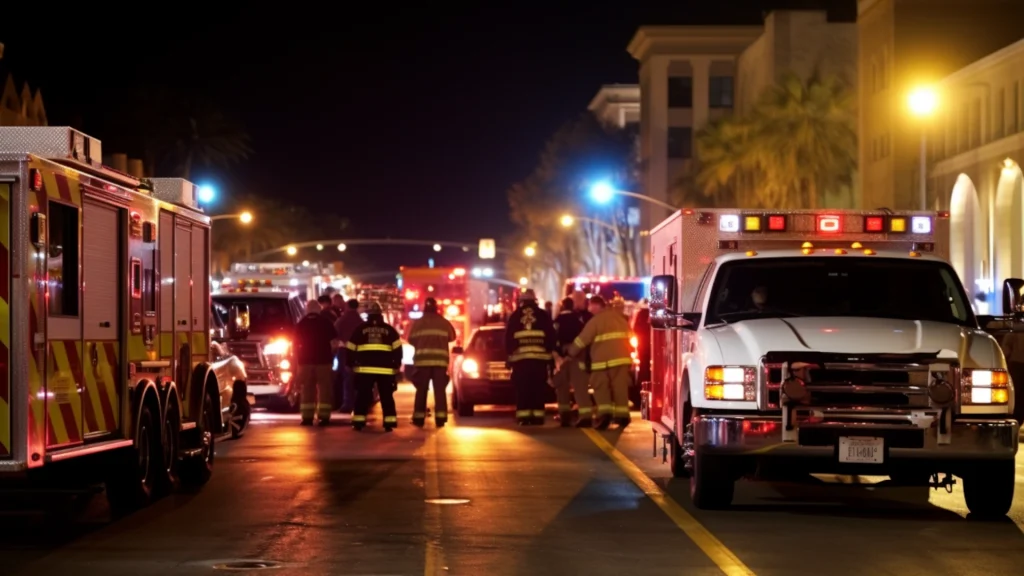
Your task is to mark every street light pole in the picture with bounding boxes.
[907,87,938,210]
[919,132,927,210]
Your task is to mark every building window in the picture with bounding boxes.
[668,77,692,108]
[959,103,969,152]
[1013,82,1021,133]
[47,201,80,317]
[709,76,734,108]
[995,88,1006,139]
[667,127,692,159]
[971,98,982,147]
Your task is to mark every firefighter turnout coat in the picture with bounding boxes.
[567,306,631,370]
[346,318,404,376]
[408,310,457,368]
[505,302,556,363]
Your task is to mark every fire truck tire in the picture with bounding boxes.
[180,389,216,489]
[229,382,251,439]
[669,437,690,478]
[962,459,1015,518]
[689,450,735,510]
[158,395,182,495]
[105,399,162,515]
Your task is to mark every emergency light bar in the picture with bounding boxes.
[817,215,841,233]
[708,211,935,237]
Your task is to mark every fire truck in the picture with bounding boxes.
[0,127,249,513]
[220,261,345,300]
[643,208,1019,517]
[398,266,489,345]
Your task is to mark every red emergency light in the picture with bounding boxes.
[30,169,43,192]
[817,215,842,234]
[405,289,418,300]
[864,216,884,233]
[767,215,787,231]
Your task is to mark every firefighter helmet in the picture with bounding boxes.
[519,289,537,302]
[367,302,383,315]
[425,297,438,310]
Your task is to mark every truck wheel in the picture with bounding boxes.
[159,398,181,495]
[689,450,735,510]
[180,391,216,489]
[105,401,162,515]
[963,459,1015,518]
[669,436,691,478]
[229,396,251,439]
[458,400,475,417]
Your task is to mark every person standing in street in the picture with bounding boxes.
[333,298,363,414]
[505,289,556,425]
[295,300,338,426]
[565,295,632,430]
[345,302,403,431]
[407,297,456,427]
[552,297,590,427]
[318,294,339,322]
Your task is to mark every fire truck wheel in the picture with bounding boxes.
[158,398,182,495]
[180,390,216,488]
[689,450,735,510]
[105,401,162,515]
[962,459,1015,518]
[669,437,690,478]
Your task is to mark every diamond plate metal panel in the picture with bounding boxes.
[651,209,953,314]
[0,127,101,165]
[149,178,199,209]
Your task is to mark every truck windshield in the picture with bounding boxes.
[705,257,975,327]
[212,297,294,335]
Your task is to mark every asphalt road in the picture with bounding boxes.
[5,383,1024,575]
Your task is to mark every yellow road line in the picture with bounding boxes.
[582,429,756,576]
[423,430,447,575]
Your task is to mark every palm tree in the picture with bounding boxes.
[693,72,857,209]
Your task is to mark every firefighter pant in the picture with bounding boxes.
[354,374,397,428]
[553,360,590,417]
[298,364,334,423]
[334,350,356,413]
[511,359,549,422]
[412,366,449,424]
[589,365,631,421]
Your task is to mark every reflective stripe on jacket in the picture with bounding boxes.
[408,311,456,367]
[567,307,631,370]
[346,316,404,375]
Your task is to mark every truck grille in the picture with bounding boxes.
[224,341,267,368]
[761,361,931,410]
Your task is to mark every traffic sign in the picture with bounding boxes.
[479,238,496,259]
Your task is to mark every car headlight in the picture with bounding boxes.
[704,366,756,401]
[962,368,1010,405]
[263,338,290,357]
[462,358,480,379]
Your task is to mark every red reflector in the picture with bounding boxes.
[30,169,43,192]
[865,216,884,232]
[768,215,786,231]
[817,215,841,233]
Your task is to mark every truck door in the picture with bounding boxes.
[190,225,208,362]
[81,199,123,437]
[0,183,9,457]
[173,221,193,398]
[45,199,83,448]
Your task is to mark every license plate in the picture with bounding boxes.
[838,436,884,464]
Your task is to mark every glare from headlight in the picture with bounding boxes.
[462,358,479,377]
[264,338,290,356]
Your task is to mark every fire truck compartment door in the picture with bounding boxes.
[174,224,192,332]
[82,200,121,435]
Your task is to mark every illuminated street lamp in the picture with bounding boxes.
[559,213,616,232]
[316,244,324,251]
[433,243,442,252]
[908,86,939,210]
[337,243,347,252]
[286,246,298,256]
[210,211,254,224]
[523,245,536,258]
[519,277,528,286]
[197,184,216,204]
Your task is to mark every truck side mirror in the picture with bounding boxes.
[229,303,251,339]
[1002,278,1024,316]
[649,275,678,329]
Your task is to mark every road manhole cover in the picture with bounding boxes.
[425,498,470,505]
[213,560,282,571]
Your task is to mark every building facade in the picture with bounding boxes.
[928,39,1024,313]
[588,84,640,129]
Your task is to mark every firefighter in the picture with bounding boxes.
[318,294,339,322]
[553,296,590,427]
[408,297,457,427]
[505,289,556,425]
[566,295,632,430]
[295,300,338,426]
[345,302,403,431]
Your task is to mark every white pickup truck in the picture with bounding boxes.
[643,209,1019,517]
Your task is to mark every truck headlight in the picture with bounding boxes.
[962,369,1010,405]
[704,366,756,401]
[263,338,290,357]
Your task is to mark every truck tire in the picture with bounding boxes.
[180,391,216,489]
[229,383,251,439]
[105,401,162,515]
[963,459,1015,518]
[689,449,735,510]
[669,436,691,478]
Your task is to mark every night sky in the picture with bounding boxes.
[0,2,853,273]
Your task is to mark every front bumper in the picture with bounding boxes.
[458,378,557,406]
[695,414,1019,460]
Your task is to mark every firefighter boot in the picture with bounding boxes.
[614,418,631,429]
[559,412,574,427]
[594,414,613,430]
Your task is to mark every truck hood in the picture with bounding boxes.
[707,317,1002,367]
